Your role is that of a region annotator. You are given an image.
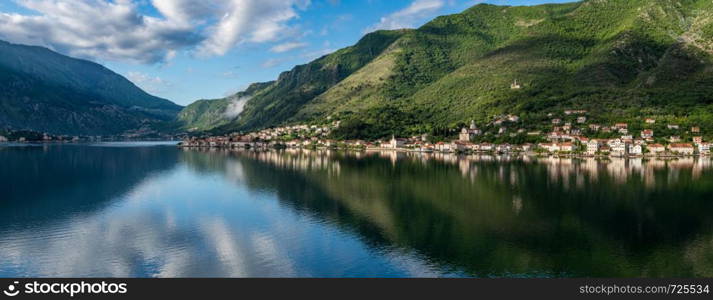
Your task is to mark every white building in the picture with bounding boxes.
[628,144,643,156]
[586,140,600,155]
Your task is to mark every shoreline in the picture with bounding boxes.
[177,144,710,159]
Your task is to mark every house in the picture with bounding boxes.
[691,127,701,133]
[669,136,681,143]
[693,136,703,145]
[589,124,601,131]
[699,143,711,155]
[641,130,654,139]
[539,143,559,153]
[669,143,695,155]
[586,140,601,155]
[521,144,534,152]
[558,143,576,152]
[552,118,562,125]
[647,144,666,154]
[610,139,627,156]
[479,143,494,151]
[628,144,643,156]
[435,142,451,152]
[577,116,587,124]
[645,118,656,124]
[0,136,6,142]
[451,141,469,152]
[496,144,513,153]
[667,124,680,130]
[507,115,520,122]
[614,123,628,130]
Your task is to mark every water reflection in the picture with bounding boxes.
[1,145,713,277]
[189,149,713,277]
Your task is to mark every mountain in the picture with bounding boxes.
[185,0,713,141]
[0,40,182,135]
[177,82,273,132]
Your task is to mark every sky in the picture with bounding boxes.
[0,0,575,106]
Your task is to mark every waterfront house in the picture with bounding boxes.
[699,143,711,155]
[559,142,575,152]
[609,139,627,156]
[641,130,654,139]
[451,141,469,152]
[0,135,6,142]
[647,144,666,154]
[628,144,643,156]
[435,142,451,152]
[586,140,600,155]
[539,143,558,153]
[479,143,494,152]
[669,143,695,155]
[467,143,480,152]
[693,136,703,145]
[496,144,513,153]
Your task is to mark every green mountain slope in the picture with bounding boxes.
[0,40,182,135]
[177,82,273,132]
[195,0,713,141]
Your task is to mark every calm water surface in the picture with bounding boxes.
[1,142,712,277]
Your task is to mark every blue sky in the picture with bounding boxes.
[0,0,574,106]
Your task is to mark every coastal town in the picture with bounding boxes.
[179,109,712,157]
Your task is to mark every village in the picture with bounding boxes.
[179,110,711,157]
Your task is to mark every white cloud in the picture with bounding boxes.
[270,41,307,53]
[0,0,310,64]
[364,0,445,33]
[126,71,171,94]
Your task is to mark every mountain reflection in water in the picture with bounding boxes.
[1,144,712,277]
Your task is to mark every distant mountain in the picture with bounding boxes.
[0,40,182,135]
[184,0,713,141]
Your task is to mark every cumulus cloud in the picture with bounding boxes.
[0,0,311,64]
[270,41,307,53]
[364,0,445,33]
[224,96,251,119]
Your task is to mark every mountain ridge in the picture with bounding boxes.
[0,40,182,135]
